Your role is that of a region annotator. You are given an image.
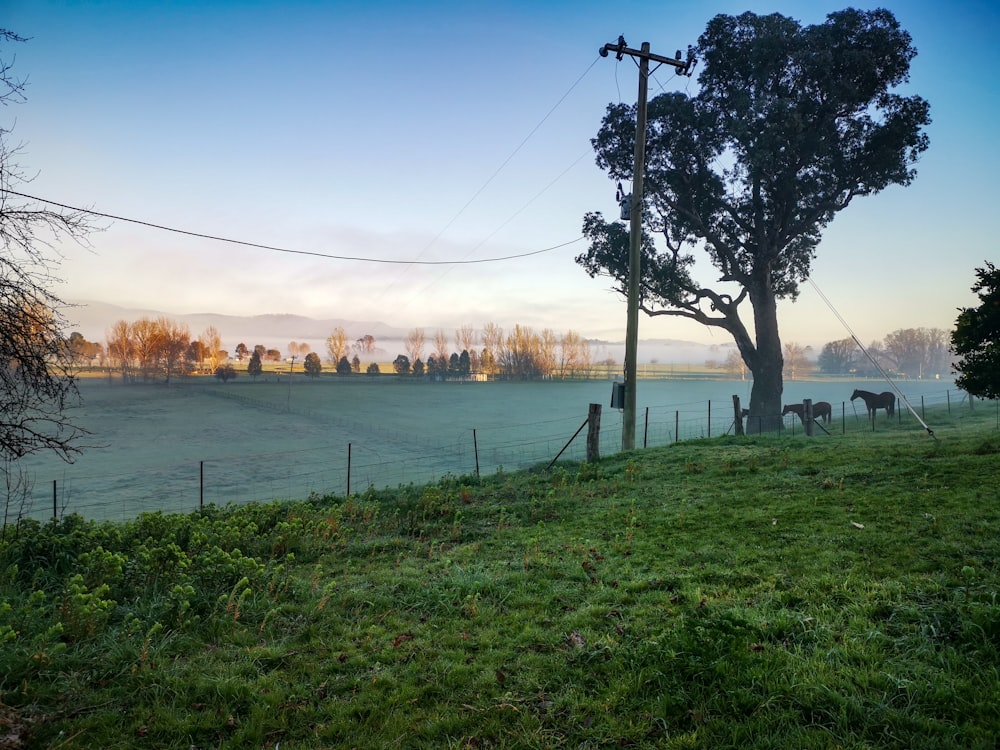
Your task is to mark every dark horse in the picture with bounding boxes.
[782,401,832,424]
[850,389,895,419]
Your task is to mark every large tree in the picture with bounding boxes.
[393,354,411,375]
[247,349,263,381]
[782,342,813,380]
[1,30,95,462]
[303,351,322,378]
[455,324,479,371]
[577,9,930,429]
[433,329,449,366]
[353,334,376,355]
[326,326,349,365]
[105,316,193,382]
[106,319,137,381]
[817,337,859,375]
[558,330,587,379]
[67,332,102,365]
[200,326,223,374]
[404,327,425,364]
[156,316,190,382]
[882,327,949,378]
[951,262,1000,399]
[480,322,504,377]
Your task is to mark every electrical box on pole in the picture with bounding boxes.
[616,182,631,221]
[598,36,695,451]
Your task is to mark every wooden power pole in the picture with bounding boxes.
[598,37,693,450]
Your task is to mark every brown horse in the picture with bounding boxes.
[782,401,832,424]
[850,389,895,419]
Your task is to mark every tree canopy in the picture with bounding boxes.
[577,9,930,427]
[303,352,322,378]
[951,262,1000,399]
[247,350,263,380]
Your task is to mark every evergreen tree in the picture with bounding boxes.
[303,352,322,378]
[393,354,411,375]
[247,350,263,381]
[952,262,1000,399]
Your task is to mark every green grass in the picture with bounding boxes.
[2,404,999,749]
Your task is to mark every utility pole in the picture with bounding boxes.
[286,355,297,412]
[598,37,694,450]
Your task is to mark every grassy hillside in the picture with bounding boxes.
[2,406,999,748]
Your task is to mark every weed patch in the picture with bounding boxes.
[2,417,1000,748]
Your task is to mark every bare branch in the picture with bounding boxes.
[0,29,94,463]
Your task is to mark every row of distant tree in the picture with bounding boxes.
[71,319,601,382]
[72,319,954,383]
[72,319,332,382]
[705,327,952,380]
[815,328,952,378]
[323,324,596,380]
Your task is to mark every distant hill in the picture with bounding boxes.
[63,300,725,365]
[65,300,407,345]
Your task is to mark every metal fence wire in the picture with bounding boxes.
[4,383,993,525]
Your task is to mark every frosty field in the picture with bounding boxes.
[10,375,961,523]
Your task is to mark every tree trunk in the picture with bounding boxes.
[745,283,784,434]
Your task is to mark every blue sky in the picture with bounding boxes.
[5,0,999,349]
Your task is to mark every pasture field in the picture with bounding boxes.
[10,374,974,523]
[1,405,998,748]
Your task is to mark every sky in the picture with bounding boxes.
[4,0,999,351]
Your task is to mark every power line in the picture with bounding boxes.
[368,54,604,312]
[3,189,584,265]
[6,57,602,274]
[390,150,593,311]
[806,276,936,439]
[374,55,603,301]
[411,55,601,258]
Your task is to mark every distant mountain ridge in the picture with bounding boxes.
[65,300,408,342]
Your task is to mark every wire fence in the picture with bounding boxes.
[5,383,994,527]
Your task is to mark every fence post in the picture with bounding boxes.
[586,403,602,462]
[707,400,712,438]
[347,443,352,497]
[200,461,204,511]
[804,399,814,437]
[921,395,925,421]
[675,410,679,443]
[947,390,951,414]
[732,395,744,437]
[52,479,57,521]
[473,429,480,478]
[842,402,846,434]
[643,407,649,448]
